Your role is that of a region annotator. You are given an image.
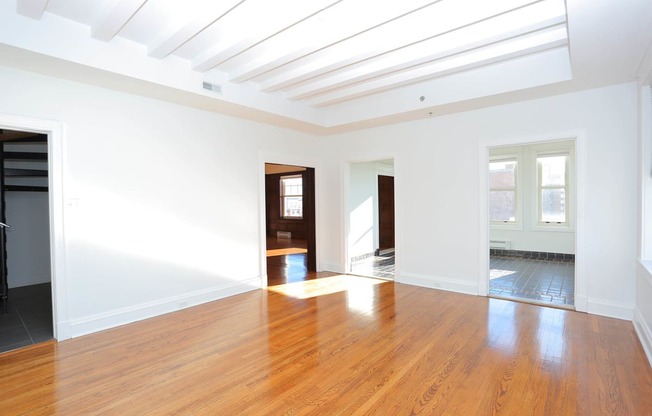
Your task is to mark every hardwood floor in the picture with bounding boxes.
[266,237,331,286]
[0,275,650,415]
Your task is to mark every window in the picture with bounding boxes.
[280,175,303,218]
[489,158,517,223]
[537,154,568,224]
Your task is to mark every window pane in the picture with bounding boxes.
[282,176,302,196]
[541,188,566,222]
[489,190,515,222]
[283,196,303,217]
[539,156,566,186]
[489,160,516,188]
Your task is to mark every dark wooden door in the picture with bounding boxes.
[378,175,395,250]
[304,168,316,271]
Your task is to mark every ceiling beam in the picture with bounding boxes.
[92,0,148,42]
[308,40,568,108]
[148,0,245,59]
[284,22,568,101]
[227,0,539,84]
[16,0,48,20]
[191,0,343,72]
[222,0,442,82]
[261,3,566,94]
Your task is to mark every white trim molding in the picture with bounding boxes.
[398,271,479,296]
[634,308,652,368]
[65,277,261,338]
[586,297,634,321]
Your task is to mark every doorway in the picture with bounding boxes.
[486,140,576,308]
[347,159,395,280]
[0,128,53,353]
[264,163,316,286]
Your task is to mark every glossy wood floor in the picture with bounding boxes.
[1,275,651,415]
[266,237,327,286]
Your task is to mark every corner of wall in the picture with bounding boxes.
[634,308,652,368]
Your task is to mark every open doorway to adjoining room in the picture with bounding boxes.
[347,159,395,280]
[487,140,576,309]
[264,163,317,286]
[0,128,53,353]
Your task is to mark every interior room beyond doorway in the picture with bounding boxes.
[0,128,53,353]
[488,140,576,308]
[264,163,317,286]
[348,159,395,280]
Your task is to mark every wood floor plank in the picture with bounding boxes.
[1,275,651,415]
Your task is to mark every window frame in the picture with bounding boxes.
[531,144,575,232]
[489,154,521,229]
[280,174,303,219]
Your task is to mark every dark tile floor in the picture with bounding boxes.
[351,250,395,279]
[0,283,53,353]
[489,256,575,307]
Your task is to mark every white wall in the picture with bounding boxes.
[0,65,317,337]
[348,160,395,260]
[635,85,652,366]
[6,192,51,288]
[349,162,377,258]
[320,82,638,316]
[489,142,575,254]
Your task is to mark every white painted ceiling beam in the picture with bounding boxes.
[16,0,48,20]
[224,0,443,83]
[189,0,343,72]
[254,0,562,91]
[307,32,569,107]
[286,24,568,101]
[262,1,566,94]
[92,0,148,42]
[148,0,244,59]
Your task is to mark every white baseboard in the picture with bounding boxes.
[398,272,479,296]
[586,297,634,321]
[634,308,652,368]
[320,263,344,274]
[574,295,588,313]
[60,277,262,339]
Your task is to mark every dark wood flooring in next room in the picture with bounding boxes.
[266,237,333,286]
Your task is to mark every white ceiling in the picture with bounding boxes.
[1,0,651,133]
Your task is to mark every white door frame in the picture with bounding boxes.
[478,129,588,312]
[0,113,69,340]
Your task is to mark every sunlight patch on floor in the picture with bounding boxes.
[489,268,516,280]
[266,247,308,257]
[267,274,385,300]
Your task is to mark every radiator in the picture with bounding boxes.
[490,240,511,250]
[277,231,292,239]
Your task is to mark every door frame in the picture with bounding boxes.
[478,129,588,312]
[0,113,69,340]
[258,152,321,287]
